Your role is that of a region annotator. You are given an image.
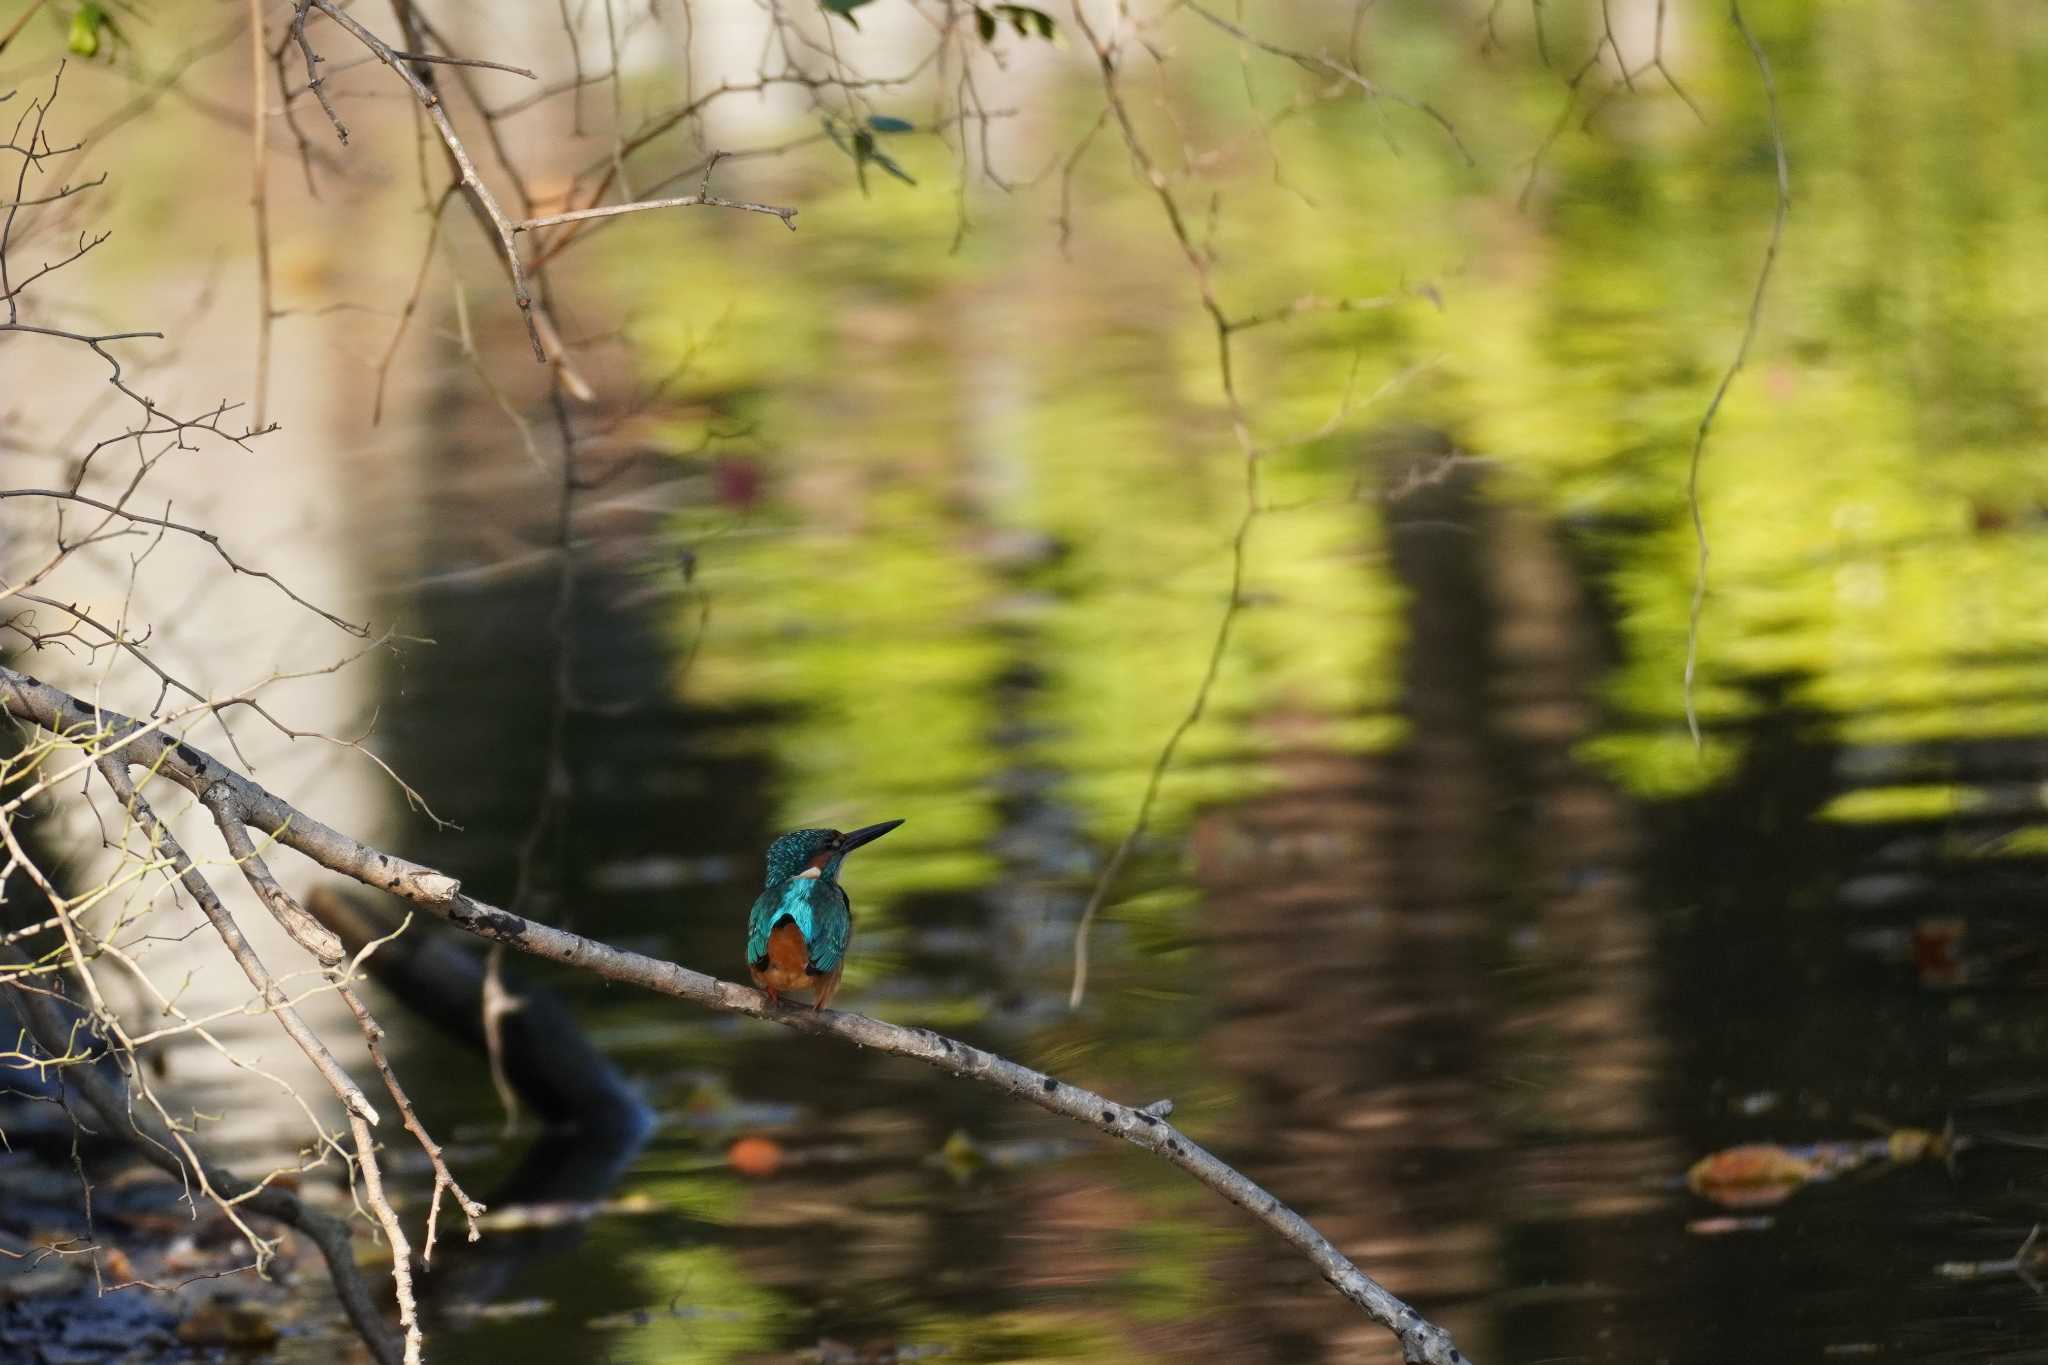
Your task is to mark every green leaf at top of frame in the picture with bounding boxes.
[68,2,122,58]
[821,0,880,27]
[974,4,1055,43]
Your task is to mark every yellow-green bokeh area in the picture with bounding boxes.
[1429,1,2048,794]
[587,1243,787,1364]
[630,87,1416,889]
[632,4,2048,852]
[481,4,2048,1361]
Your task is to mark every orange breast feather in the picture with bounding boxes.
[765,919,811,976]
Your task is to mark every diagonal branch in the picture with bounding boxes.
[512,188,796,234]
[89,750,429,1363]
[91,755,375,1124]
[0,662,1474,1365]
[206,791,346,965]
[337,970,486,1263]
[205,812,488,1261]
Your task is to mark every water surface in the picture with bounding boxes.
[347,8,2048,1362]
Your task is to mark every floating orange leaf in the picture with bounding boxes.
[1686,1144,1822,1207]
[727,1136,786,1177]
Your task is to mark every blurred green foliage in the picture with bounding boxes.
[623,1,2048,869]
[579,3,2048,1357]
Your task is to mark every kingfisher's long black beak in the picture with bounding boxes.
[835,819,904,855]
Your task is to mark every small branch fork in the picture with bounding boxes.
[0,958,404,1365]
[2,66,254,444]
[0,663,1472,1365]
[1180,0,1475,166]
[282,0,796,365]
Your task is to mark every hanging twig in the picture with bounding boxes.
[1683,1,1789,746]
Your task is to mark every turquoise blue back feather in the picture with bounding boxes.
[746,877,853,973]
[761,829,835,888]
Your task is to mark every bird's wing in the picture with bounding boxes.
[746,886,785,965]
[805,886,853,974]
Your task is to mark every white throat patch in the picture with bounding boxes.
[795,866,823,880]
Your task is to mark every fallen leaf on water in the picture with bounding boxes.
[1913,916,1967,987]
[936,1129,982,1178]
[1686,1121,1964,1209]
[727,1136,786,1178]
[1686,1144,1821,1207]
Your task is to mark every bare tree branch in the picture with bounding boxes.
[0,662,1474,1365]
[513,189,797,234]
[0,489,368,636]
[0,957,404,1365]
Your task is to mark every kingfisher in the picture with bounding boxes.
[745,819,902,1011]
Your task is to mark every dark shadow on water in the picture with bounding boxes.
[344,427,2048,1365]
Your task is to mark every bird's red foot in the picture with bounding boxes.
[763,986,780,1007]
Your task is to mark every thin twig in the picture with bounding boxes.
[386,49,537,79]
[295,0,547,360]
[289,1,347,142]
[247,0,274,427]
[0,490,368,635]
[338,968,486,1259]
[1065,0,1256,1014]
[1684,1,1788,746]
[0,956,403,1365]
[513,190,796,234]
[1180,0,1474,167]
[372,184,457,424]
[0,0,52,55]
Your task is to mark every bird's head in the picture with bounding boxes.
[761,819,903,888]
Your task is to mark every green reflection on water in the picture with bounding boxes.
[1816,784,1981,824]
[899,1309,1137,1364]
[633,8,2048,828]
[592,3,2048,1356]
[597,1244,785,1363]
